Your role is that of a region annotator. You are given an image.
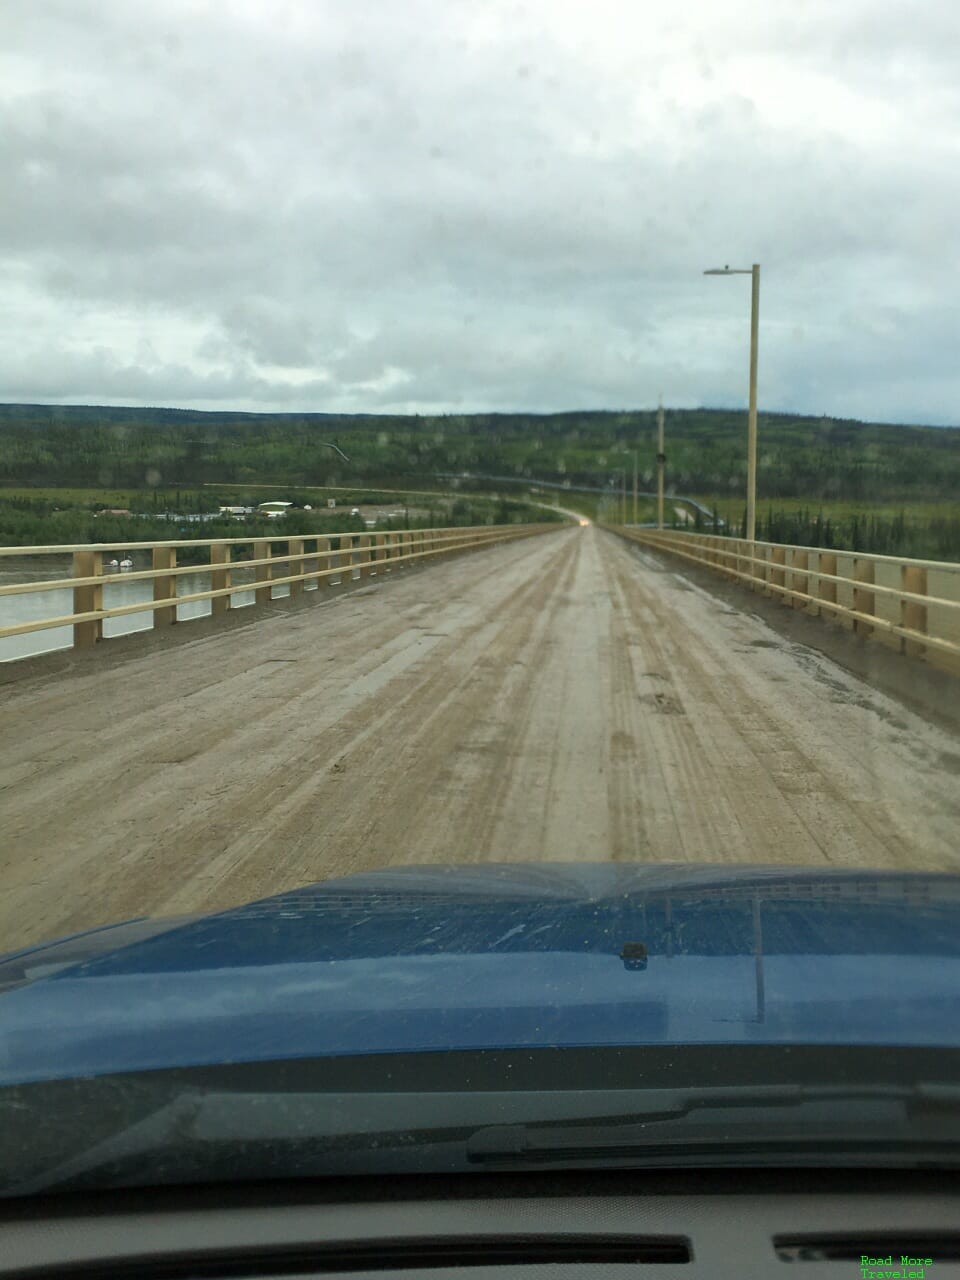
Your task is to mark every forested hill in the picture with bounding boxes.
[0,403,957,501]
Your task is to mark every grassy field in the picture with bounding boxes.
[504,488,958,531]
[0,483,561,550]
[0,486,191,509]
[0,484,450,510]
[1,453,956,556]
[0,482,533,511]
[673,494,960,559]
[22,483,941,542]
[689,495,958,526]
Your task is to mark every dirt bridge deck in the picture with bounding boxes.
[3,524,958,951]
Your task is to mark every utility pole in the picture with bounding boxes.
[620,469,626,525]
[656,400,665,530]
[632,450,638,525]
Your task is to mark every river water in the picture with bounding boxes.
[0,556,313,663]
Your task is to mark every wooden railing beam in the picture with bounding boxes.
[2,523,561,655]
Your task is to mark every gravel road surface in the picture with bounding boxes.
[3,524,959,950]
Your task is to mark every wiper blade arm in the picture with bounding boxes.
[466,1084,960,1164]
[9,1081,960,1193]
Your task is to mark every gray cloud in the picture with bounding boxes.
[1,0,959,422]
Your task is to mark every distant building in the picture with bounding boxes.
[257,501,293,519]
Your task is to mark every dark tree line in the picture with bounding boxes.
[688,506,960,560]
[1,403,958,502]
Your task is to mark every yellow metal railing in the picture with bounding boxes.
[611,526,960,675]
[0,523,560,655]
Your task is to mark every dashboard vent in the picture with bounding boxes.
[775,1234,960,1263]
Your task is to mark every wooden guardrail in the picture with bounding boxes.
[0,522,559,657]
[611,527,960,676]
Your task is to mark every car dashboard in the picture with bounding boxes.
[2,1168,959,1279]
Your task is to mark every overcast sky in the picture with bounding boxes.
[2,0,959,423]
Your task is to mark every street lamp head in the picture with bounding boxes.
[704,265,754,275]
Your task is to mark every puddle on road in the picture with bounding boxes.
[788,646,914,731]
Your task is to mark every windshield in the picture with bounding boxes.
[1,0,959,1199]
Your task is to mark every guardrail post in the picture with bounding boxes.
[358,533,371,579]
[354,534,364,579]
[211,543,231,616]
[760,544,771,594]
[73,550,103,649]
[771,546,786,601]
[719,537,731,578]
[853,557,876,636]
[328,535,341,586]
[901,565,927,657]
[791,550,809,610]
[315,537,329,595]
[818,552,838,616]
[153,547,177,628]
[747,539,756,585]
[254,540,271,605]
[344,534,358,580]
[288,538,304,600]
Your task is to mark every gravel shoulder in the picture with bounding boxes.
[2,525,958,952]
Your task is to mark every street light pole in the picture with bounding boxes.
[608,469,625,525]
[704,263,760,542]
[656,399,665,530]
[747,264,760,545]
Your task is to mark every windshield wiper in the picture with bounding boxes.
[465,1083,960,1165]
[6,1081,960,1195]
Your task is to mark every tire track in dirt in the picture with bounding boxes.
[0,531,578,945]
[162,530,585,912]
[4,523,958,954]
[602,530,959,869]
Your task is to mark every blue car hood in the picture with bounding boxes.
[2,862,960,1086]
